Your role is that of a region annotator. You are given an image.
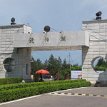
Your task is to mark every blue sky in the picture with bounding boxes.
[0,0,107,65]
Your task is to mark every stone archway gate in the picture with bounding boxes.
[0,20,107,83]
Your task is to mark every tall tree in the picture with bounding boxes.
[61,59,71,79]
[47,54,62,79]
[31,58,43,74]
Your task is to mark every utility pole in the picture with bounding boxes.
[69,52,71,71]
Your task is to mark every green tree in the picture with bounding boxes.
[43,59,48,69]
[47,54,62,79]
[31,58,43,74]
[95,58,107,71]
[61,59,71,79]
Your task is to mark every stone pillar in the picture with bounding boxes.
[11,48,31,80]
[0,24,32,81]
[82,20,107,83]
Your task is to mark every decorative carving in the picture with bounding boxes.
[60,36,66,41]
[60,32,66,41]
[45,37,49,42]
[29,37,34,43]
[3,58,15,72]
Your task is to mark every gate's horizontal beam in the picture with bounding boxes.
[13,31,89,50]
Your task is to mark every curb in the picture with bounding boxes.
[50,87,87,93]
[0,95,42,106]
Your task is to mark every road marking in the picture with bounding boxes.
[49,92,107,98]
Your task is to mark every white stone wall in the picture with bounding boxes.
[0,24,32,80]
[82,20,107,83]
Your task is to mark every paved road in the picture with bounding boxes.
[0,87,107,107]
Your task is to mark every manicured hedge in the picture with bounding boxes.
[0,79,86,91]
[0,79,91,103]
[0,78,23,85]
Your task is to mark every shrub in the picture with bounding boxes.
[0,78,22,85]
[0,79,86,91]
[0,79,91,103]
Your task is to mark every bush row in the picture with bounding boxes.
[0,78,22,85]
[0,80,91,102]
[0,79,86,91]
